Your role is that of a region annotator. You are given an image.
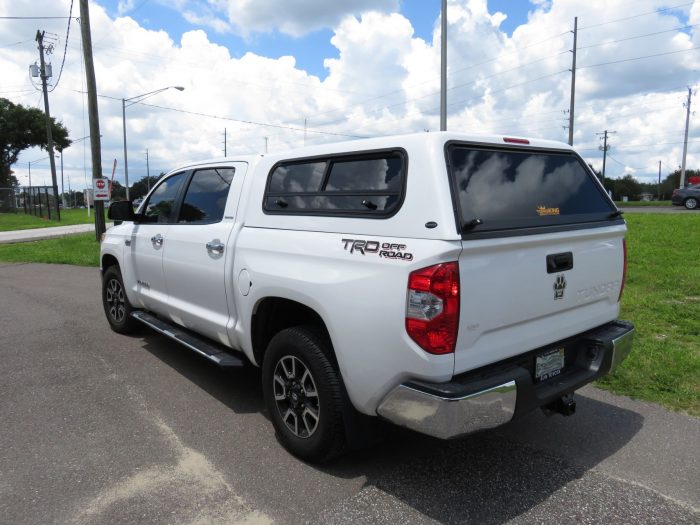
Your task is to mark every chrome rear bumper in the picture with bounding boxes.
[377,320,634,440]
[377,380,517,440]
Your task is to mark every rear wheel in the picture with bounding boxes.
[262,326,346,462]
[102,266,139,334]
[684,197,698,210]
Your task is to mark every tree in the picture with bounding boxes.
[603,174,643,201]
[0,97,71,188]
[109,180,126,201]
[129,173,164,200]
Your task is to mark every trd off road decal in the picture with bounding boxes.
[341,238,414,261]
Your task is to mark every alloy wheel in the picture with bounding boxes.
[105,278,126,323]
[272,355,320,438]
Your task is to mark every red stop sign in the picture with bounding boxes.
[96,179,105,189]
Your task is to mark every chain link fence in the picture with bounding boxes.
[0,187,19,213]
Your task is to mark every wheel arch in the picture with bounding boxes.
[251,297,333,367]
[101,253,120,274]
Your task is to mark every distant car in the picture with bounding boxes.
[672,185,700,210]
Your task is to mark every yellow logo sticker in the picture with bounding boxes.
[536,205,560,216]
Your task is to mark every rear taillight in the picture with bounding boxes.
[618,239,627,302]
[406,262,460,355]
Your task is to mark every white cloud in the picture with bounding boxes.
[0,0,697,192]
[206,0,399,37]
[182,10,232,34]
[117,0,135,16]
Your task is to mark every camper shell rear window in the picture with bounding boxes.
[445,143,617,238]
[264,149,407,218]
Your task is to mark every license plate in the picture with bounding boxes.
[535,347,565,381]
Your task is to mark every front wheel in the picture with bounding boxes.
[102,266,139,334]
[262,326,346,462]
[684,197,698,210]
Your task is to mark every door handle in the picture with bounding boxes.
[150,234,164,247]
[206,240,225,254]
[546,252,573,273]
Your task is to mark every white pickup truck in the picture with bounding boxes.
[101,132,634,462]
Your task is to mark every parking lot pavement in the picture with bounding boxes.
[1,263,698,524]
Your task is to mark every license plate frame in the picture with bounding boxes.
[535,347,566,382]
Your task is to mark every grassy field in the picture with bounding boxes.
[596,213,699,416]
[0,233,100,266]
[0,214,697,415]
[0,209,107,231]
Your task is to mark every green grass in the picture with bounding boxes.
[614,200,672,207]
[0,209,107,231]
[0,233,99,266]
[0,214,697,415]
[596,213,700,416]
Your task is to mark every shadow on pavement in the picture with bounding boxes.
[136,330,643,524]
[138,333,265,416]
[320,397,643,523]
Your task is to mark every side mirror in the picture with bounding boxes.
[108,200,136,222]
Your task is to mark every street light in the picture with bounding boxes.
[122,86,184,200]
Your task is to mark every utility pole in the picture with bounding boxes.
[264,137,268,153]
[680,87,692,188]
[304,118,307,147]
[440,0,447,131]
[145,149,150,192]
[35,30,60,220]
[568,17,577,146]
[658,160,662,201]
[79,0,106,239]
[60,152,64,208]
[596,130,616,181]
[223,128,227,156]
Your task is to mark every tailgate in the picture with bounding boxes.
[454,226,625,374]
[444,142,625,375]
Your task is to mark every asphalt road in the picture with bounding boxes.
[1,263,698,524]
[619,205,692,214]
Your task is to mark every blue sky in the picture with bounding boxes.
[99,0,533,78]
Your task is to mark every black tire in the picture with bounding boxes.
[102,266,140,334]
[684,197,698,210]
[262,326,346,462]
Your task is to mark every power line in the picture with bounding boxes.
[78,90,367,139]
[48,0,74,93]
[579,139,700,151]
[579,47,699,69]
[607,155,650,170]
[0,39,33,48]
[578,24,700,50]
[578,2,695,30]
[0,16,73,19]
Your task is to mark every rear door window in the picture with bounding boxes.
[446,145,615,236]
